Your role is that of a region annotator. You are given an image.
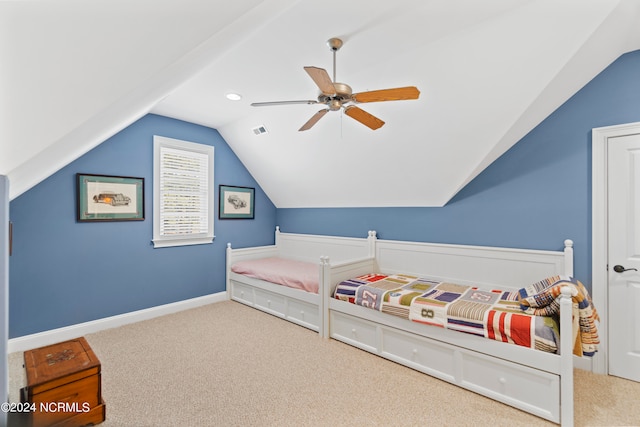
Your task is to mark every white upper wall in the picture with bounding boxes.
[1,0,298,198]
[3,0,640,206]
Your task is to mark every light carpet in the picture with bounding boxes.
[8,301,640,426]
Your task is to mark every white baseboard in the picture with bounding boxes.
[574,354,594,372]
[8,292,227,353]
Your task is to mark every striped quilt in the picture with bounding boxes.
[334,273,598,356]
[519,276,599,356]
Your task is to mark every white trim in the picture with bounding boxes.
[1,176,9,423]
[591,121,640,375]
[8,292,226,353]
[574,354,593,372]
[152,236,215,248]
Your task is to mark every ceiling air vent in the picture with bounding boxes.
[252,125,268,135]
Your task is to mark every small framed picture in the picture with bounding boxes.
[219,185,255,219]
[77,173,145,222]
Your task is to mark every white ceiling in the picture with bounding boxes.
[3,0,640,206]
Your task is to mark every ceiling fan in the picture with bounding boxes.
[250,37,420,131]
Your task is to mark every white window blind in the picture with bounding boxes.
[153,136,214,248]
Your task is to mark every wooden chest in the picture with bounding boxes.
[21,337,105,427]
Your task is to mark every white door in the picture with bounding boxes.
[608,132,640,382]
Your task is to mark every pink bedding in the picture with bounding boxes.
[231,257,319,293]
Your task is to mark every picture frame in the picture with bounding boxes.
[219,185,255,219]
[77,173,145,222]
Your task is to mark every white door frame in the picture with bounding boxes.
[1,176,8,423]
[592,121,640,375]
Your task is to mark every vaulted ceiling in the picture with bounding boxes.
[3,0,640,206]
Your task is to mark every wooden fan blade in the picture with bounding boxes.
[352,86,420,103]
[299,109,329,131]
[304,66,336,95]
[344,106,385,130]
[251,100,319,107]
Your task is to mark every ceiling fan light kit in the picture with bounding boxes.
[251,38,420,131]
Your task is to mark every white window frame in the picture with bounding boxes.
[153,136,214,248]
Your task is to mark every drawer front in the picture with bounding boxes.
[50,400,105,427]
[286,299,320,330]
[330,311,378,352]
[380,327,456,383]
[254,288,286,317]
[31,374,100,427]
[230,280,255,305]
[460,352,559,421]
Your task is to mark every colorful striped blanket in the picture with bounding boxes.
[519,276,599,356]
[334,273,598,356]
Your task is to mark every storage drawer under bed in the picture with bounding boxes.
[380,326,456,383]
[286,298,320,330]
[330,311,378,353]
[460,349,559,419]
[230,280,255,305]
[254,287,287,315]
[329,310,560,422]
[230,278,321,332]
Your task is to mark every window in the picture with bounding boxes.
[153,136,214,248]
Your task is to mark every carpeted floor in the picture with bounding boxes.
[8,301,640,426]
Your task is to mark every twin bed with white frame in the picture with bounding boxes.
[226,227,580,425]
[226,227,377,333]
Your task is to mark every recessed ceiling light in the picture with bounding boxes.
[225,92,242,101]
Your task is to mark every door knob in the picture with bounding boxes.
[613,265,638,273]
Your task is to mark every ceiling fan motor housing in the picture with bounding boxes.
[318,82,353,110]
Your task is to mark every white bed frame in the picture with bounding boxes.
[226,227,376,335]
[227,229,576,425]
[323,238,575,425]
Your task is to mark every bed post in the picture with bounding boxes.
[560,239,575,425]
[275,226,281,247]
[559,285,574,426]
[563,239,574,276]
[320,256,330,338]
[368,230,377,258]
[226,243,233,300]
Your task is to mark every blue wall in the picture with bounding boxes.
[9,114,276,338]
[277,50,640,288]
[10,51,640,338]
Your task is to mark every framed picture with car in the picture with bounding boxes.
[219,185,255,219]
[77,173,145,222]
